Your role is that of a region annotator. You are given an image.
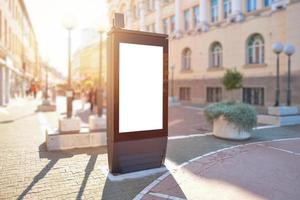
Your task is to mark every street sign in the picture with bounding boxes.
[107,28,168,174]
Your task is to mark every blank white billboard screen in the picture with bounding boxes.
[119,43,163,133]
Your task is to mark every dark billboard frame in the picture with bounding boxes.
[107,28,169,174]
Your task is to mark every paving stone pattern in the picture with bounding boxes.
[0,99,160,200]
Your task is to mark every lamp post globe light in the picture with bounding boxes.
[284,44,296,106]
[272,42,284,106]
[62,15,77,118]
[170,64,175,104]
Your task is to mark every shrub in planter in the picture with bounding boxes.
[204,102,257,140]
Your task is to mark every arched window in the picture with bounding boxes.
[182,48,191,70]
[247,34,264,64]
[210,42,222,68]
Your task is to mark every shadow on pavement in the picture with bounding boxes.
[38,143,107,159]
[0,112,36,124]
[16,144,107,199]
[17,158,59,200]
[76,155,98,200]
[101,173,165,200]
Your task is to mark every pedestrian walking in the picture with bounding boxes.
[88,88,94,112]
[31,84,37,99]
[51,86,56,103]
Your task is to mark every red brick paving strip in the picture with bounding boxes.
[141,139,300,200]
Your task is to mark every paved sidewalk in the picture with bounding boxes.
[1,98,300,200]
[0,99,160,200]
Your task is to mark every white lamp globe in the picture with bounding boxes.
[62,14,77,30]
[98,23,108,33]
[272,42,284,54]
[284,44,296,56]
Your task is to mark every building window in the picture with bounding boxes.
[247,34,264,64]
[211,0,219,23]
[207,87,222,103]
[264,0,273,7]
[146,23,155,32]
[9,0,12,11]
[163,0,174,6]
[170,15,175,33]
[151,23,155,32]
[132,5,140,19]
[210,42,222,68]
[163,18,168,34]
[179,87,191,101]
[147,0,155,11]
[247,0,256,12]
[146,25,151,32]
[184,9,190,31]
[243,87,264,106]
[182,48,192,71]
[0,10,2,40]
[224,0,232,19]
[4,19,7,46]
[192,5,200,28]
[9,27,12,50]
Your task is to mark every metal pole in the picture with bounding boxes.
[67,29,73,118]
[45,65,48,100]
[97,31,103,117]
[275,54,280,106]
[171,66,174,99]
[287,55,291,106]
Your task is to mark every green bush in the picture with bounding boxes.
[204,102,257,131]
[222,69,243,91]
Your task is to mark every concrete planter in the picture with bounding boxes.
[46,128,107,151]
[213,116,251,140]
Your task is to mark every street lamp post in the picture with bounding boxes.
[170,65,175,103]
[62,15,77,118]
[88,27,107,132]
[97,30,104,117]
[45,64,48,101]
[272,42,283,107]
[284,44,296,106]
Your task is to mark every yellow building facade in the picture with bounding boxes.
[72,38,107,90]
[0,0,40,104]
[108,0,300,109]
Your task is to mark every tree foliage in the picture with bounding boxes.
[222,69,243,91]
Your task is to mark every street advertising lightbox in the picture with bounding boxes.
[107,28,168,174]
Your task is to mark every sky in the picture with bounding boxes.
[24,0,109,76]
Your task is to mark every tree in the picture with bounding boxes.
[222,69,243,101]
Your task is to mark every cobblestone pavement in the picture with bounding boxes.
[0,97,209,200]
[1,98,300,200]
[0,99,160,200]
[168,105,211,136]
